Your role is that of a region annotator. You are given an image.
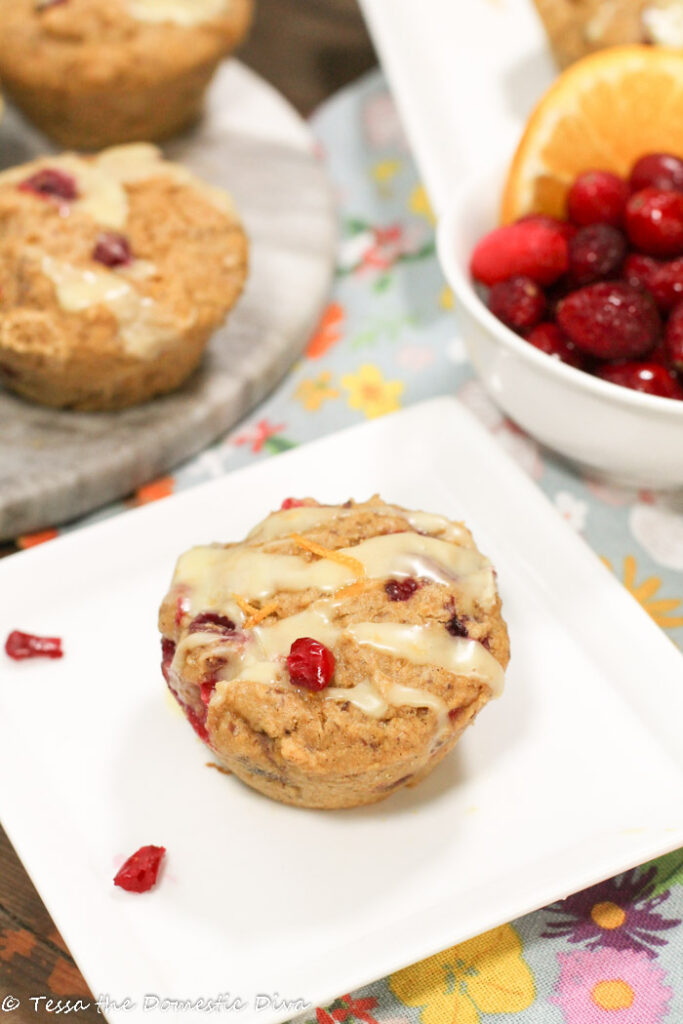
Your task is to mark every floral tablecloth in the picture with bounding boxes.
[7,71,683,1024]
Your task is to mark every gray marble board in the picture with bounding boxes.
[0,62,337,540]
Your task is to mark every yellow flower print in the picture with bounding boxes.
[390,924,535,1024]
[295,371,339,412]
[439,285,454,311]
[409,184,436,225]
[372,159,402,195]
[341,364,404,419]
[603,555,683,629]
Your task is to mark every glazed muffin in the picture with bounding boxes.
[533,0,683,68]
[159,497,510,810]
[0,144,248,410]
[0,0,253,149]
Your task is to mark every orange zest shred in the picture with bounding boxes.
[334,579,376,601]
[232,593,258,617]
[243,601,279,629]
[290,533,366,578]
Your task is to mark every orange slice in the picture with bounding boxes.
[501,46,683,224]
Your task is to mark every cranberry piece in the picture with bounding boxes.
[114,845,166,893]
[665,304,683,371]
[281,498,306,509]
[188,612,235,634]
[18,168,78,202]
[93,232,132,268]
[287,637,335,691]
[5,630,63,660]
[623,252,660,292]
[200,680,216,705]
[629,153,683,194]
[160,637,175,682]
[625,188,683,257]
[597,361,683,399]
[567,170,628,227]
[488,275,546,332]
[517,213,577,242]
[557,282,661,359]
[446,615,468,638]
[525,322,584,369]
[648,258,683,312]
[568,224,626,285]
[385,577,419,602]
[470,221,569,286]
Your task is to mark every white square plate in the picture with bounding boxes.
[2,397,683,1024]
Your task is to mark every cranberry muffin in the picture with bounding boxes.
[0,0,253,149]
[533,0,683,68]
[0,144,248,410]
[159,497,510,810]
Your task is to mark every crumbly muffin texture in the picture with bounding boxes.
[159,497,510,810]
[0,144,248,410]
[533,0,683,68]
[0,0,253,148]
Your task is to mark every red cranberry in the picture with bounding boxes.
[385,577,419,601]
[161,637,175,682]
[470,221,569,286]
[488,275,546,332]
[665,303,683,371]
[446,615,468,638]
[597,361,683,399]
[525,322,584,369]
[567,170,628,227]
[648,258,683,312]
[568,224,626,285]
[623,252,660,292]
[629,153,683,194]
[188,612,235,634]
[625,188,683,257]
[287,637,335,691]
[200,680,216,705]
[281,498,306,509]
[18,168,77,202]
[114,845,166,893]
[557,282,661,359]
[517,213,577,241]
[5,630,63,660]
[93,232,132,268]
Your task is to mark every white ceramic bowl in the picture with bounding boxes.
[437,168,683,490]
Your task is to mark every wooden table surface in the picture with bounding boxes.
[0,4,376,1017]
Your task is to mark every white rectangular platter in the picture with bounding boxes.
[1,397,683,1024]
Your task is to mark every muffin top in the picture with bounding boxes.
[0,144,247,365]
[159,498,509,775]
[0,0,253,83]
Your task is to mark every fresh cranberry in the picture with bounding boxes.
[281,498,306,509]
[385,577,419,602]
[93,232,132,268]
[200,680,216,705]
[446,615,468,638]
[287,637,335,691]
[568,224,626,285]
[557,282,660,359]
[629,153,683,194]
[625,188,683,257]
[188,612,235,634]
[623,252,660,292]
[18,168,78,202]
[5,630,63,660]
[161,637,175,682]
[525,322,584,369]
[567,171,628,227]
[665,303,683,371]
[597,361,683,399]
[648,258,683,312]
[114,845,166,893]
[488,275,546,332]
[470,221,569,286]
[517,213,577,241]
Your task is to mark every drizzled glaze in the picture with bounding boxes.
[127,0,229,27]
[168,501,506,730]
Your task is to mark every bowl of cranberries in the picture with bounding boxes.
[438,153,683,489]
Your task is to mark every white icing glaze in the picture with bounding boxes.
[325,681,388,718]
[127,0,229,27]
[246,504,471,545]
[40,255,180,358]
[643,1,683,44]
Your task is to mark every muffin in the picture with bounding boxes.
[533,0,683,67]
[0,0,253,149]
[159,497,510,810]
[0,144,248,410]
